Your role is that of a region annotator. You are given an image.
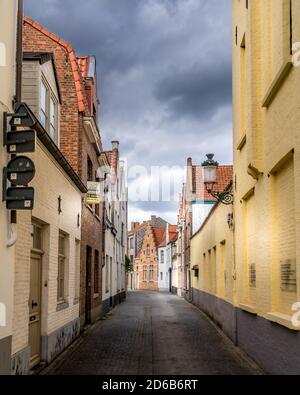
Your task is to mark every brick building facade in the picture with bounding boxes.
[23,18,104,328]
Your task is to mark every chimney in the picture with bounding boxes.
[111,141,119,184]
[166,223,170,244]
[112,141,119,151]
[131,222,139,231]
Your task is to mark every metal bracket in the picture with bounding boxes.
[2,167,7,202]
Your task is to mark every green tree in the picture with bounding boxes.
[125,255,133,273]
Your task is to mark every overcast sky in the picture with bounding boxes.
[25,0,233,225]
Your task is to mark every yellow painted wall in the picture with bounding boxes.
[232,0,300,328]
[191,0,300,332]
[190,202,234,305]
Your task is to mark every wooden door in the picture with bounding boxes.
[29,251,42,368]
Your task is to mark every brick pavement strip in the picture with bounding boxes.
[41,292,263,375]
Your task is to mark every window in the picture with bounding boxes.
[40,78,58,143]
[95,203,100,217]
[160,250,164,264]
[105,255,109,293]
[280,259,296,292]
[143,265,147,282]
[160,272,163,281]
[31,224,42,251]
[129,237,134,249]
[249,263,256,288]
[40,80,47,128]
[75,240,81,300]
[57,233,66,302]
[94,250,100,294]
[50,97,56,141]
[87,156,93,182]
[149,265,154,282]
[146,245,150,257]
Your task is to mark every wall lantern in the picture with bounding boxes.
[202,154,233,205]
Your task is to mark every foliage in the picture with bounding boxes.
[125,255,133,273]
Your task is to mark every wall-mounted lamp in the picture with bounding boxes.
[202,154,233,205]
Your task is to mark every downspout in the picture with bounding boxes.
[15,0,23,108]
[7,0,23,247]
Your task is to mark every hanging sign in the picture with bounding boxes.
[6,156,35,185]
[86,181,101,205]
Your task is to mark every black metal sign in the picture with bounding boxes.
[9,103,36,128]
[2,104,37,211]
[6,130,36,153]
[5,187,34,210]
[3,104,36,153]
[6,156,35,186]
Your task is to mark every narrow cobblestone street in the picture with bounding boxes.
[41,292,261,375]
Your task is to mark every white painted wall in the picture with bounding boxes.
[102,157,127,304]
[158,246,170,291]
[0,0,17,346]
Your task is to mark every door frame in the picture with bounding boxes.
[85,246,92,325]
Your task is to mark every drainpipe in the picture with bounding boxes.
[15,0,23,108]
[7,0,23,246]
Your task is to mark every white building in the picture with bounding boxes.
[169,238,179,295]
[157,225,177,292]
[100,142,127,313]
[0,0,18,375]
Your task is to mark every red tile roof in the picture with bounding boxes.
[24,16,86,113]
[193,165,233,201]
[153,227,166,248]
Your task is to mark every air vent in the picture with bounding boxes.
[249,263,256,288]
[280,259,296,292]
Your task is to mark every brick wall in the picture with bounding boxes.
[135,224,159,291]
[23,20,104,327]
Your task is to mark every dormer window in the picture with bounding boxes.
[40,80,47,128]
[39,77,58,144]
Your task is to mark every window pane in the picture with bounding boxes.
[58,257,65,300]
[41,81,47,112]
[40,111,46,128]
[50,98,55,125]
[59,235,65,255]
[31,225,42,250]
[50,98,56,141]
[50,125,55,141]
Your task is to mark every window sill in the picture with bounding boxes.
[236,133,247,151]
[56,301,69,312]
[239,303,257,316]
[262,59,293,108]
[264,312,299,332]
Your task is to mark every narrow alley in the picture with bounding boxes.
[41,292,261,376]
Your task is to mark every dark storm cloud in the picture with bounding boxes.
[154,61,232,120]
[24,0,232,223]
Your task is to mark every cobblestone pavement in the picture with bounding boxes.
[42,291,262,375]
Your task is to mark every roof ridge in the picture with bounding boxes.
[24,16,85,113]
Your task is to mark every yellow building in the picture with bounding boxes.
[191,0,300,374]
